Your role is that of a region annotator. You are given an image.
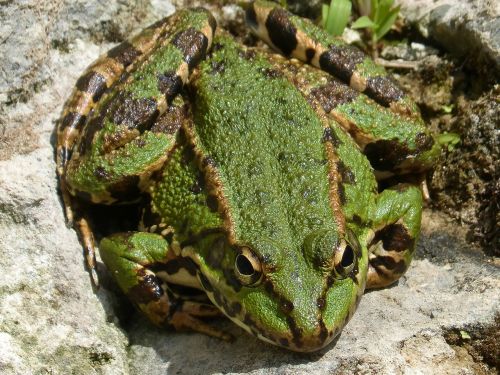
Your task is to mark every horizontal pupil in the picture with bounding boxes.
[236,254,254,276]
[341,246,354,268]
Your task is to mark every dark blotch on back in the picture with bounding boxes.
[76,71,107,102]
[365,76,404,107]
[280,300,294,314]
[107,41,142,67]
[210,60,225,74]
[317,297,326,310]
[364,139,410,171]
[265,8,298,56]
[79,113,107,155]
[157,71,183,103]
[127,273,164,304]
[337,160,355,184]
[372,223,414,252]
[202,156,218,168]
[206,194,219,212]
[319,45,365,83]
[111,94,159,130]
[262,67,282,79]
[318,320,328,343]
[93,166,110,181]
[309,79,358,113]
[171,27,209,70]
[338,183,347,205]
[352,214,363,226]
[239,49,256,61]
[322,127,342,147]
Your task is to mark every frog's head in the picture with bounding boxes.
[188,227,367,352]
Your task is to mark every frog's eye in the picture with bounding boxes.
[235,247,263,286]
[334,230,360,277]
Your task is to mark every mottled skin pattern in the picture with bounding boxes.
[56,1,438,352]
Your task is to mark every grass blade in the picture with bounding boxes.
[351,15,376,29]
[325,0,352,36]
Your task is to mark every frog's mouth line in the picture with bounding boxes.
[198,269,352,352]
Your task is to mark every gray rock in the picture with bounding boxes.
[398,0,500,77]
[0,0,498,374]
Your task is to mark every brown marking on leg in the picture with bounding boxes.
[75,71,108,102]
[365,76,404,108]
[309,79,358,113]
[181,300,224,318]
[372,223,414,253]
[171,27,210,70]
[265,7,298,56]
[319,45,365,83]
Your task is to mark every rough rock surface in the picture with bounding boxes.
[397,0,500,77]
[0,1,498,374]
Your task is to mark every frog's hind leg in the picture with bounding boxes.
[58,8,217,284]
[56,15,179,226]
[366,185,422,289]
[99,232,231,340]
[56,14,190,285]
[247,1,440,177]
[246,1,412,113]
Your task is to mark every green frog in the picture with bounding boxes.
[56,1,439,352]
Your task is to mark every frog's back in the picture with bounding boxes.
[188,35,346,248]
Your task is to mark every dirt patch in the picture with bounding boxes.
[0,118,40,161]
[392,47,498,256]
[443,315,500,373]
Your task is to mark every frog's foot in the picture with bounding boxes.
[366,185,422,289]
[169,304,233,341]
[75,214,99,287]
[99,231,231,341]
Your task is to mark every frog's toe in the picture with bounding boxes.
[182,301,226,318]
[367,185,422,289]
[169,311,233,342]
[367,224,414,288]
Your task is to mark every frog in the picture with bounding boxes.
[56,1,440,352]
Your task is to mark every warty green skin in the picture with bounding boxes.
[61,1,432,352]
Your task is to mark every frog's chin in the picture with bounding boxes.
[229,313,338,352]
[210,298,338,352]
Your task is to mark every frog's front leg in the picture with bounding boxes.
[100,232,231,340]
[366,185,422,288]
